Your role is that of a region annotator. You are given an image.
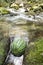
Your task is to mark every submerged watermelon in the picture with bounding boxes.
[10,38,26,56]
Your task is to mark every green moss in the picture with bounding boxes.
[0,37,9,65]
[0,0,9,7]
[0,7,10,14]
[25,38,43,65]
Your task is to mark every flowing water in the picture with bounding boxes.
[0,8,43,65]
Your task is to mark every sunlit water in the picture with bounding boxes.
[0,8,43,65]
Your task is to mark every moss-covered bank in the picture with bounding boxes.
[24,37,43,65]
[0,38,10,65]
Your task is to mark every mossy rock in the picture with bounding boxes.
[0,7,10,14]
[0,37,10,65]
[25,38,43,65]
[10,3,19,10]
[0,1,9,7]
[25,1,43,14]
[39,3,43,10]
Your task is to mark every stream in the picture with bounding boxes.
[0,7,43,65]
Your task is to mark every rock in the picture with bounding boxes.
[5,54,24,65]
[10,3,19,10]
[0,7,10,14]
[19,3,24,8]
[0,0,9,7]
[32,6,39,10]
[39,3,43,10]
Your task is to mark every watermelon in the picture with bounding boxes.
[10,38,26,56]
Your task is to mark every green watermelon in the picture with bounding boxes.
[10,38,26,56]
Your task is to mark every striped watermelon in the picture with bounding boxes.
[10,38,26,56]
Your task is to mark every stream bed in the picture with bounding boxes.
[0,8,43,65]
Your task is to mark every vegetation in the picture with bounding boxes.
[0,21,10,65]
[0,37,9,65]
[25,38,43,65]
[0,7,10,14]
[0,0,9,7]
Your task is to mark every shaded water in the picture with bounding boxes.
[0,9,43,65]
